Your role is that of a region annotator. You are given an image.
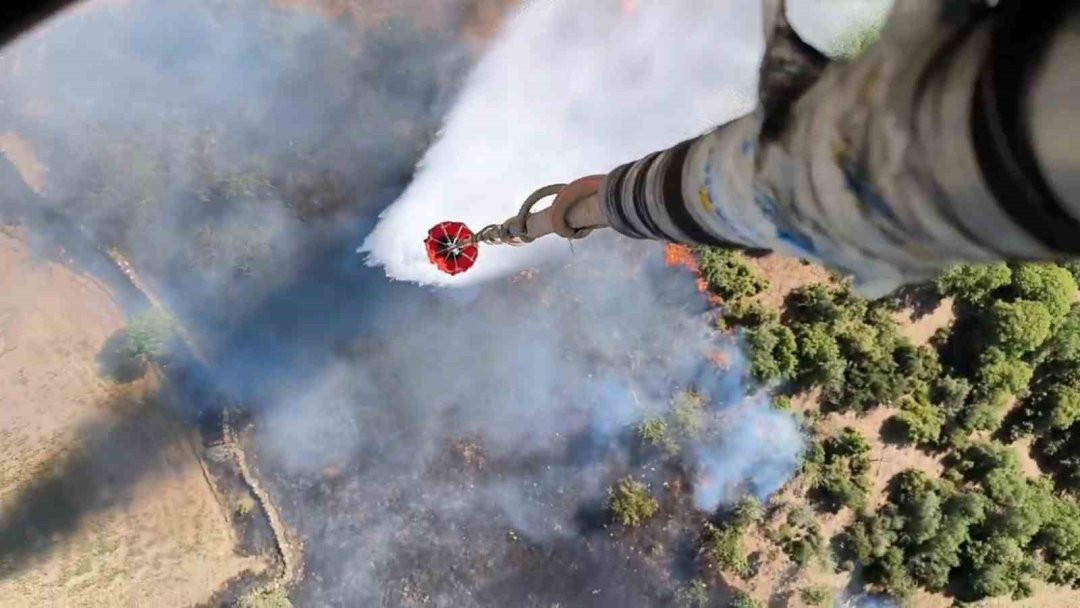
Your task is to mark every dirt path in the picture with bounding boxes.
[0,230,263,607]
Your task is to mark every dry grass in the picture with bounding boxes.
[0,230,264,606]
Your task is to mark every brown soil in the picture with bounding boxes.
[745,253,835,311]
[0,229,263,607]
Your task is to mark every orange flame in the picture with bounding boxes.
[708,350,731,370]
[665,244,710,294]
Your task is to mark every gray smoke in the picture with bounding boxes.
[0,0,884,605]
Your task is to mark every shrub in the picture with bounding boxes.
[787,284,846,325]
[673,391,705,438]
[936,263,1012,307]
[696,247,768,301]
[893,392,945,446]
[829,19,883,58]
[674,579,710,608]
[794,324,845,389]
[721,299,778,329]
[703,522,750,578]
[745,322,797,384]
[799,586,832,607]
[235,497,255,518]
[776,506,824,568]
[726,590,761,608]
[1011,263,1077,322]
[609,477,658,527]
[729,496,764,529]
[807,428,872,511]
[987,300,1053,356]
[125,308,176,360]
[975,347,1033,401]
[237,588,292,608]
[638,418,679,455]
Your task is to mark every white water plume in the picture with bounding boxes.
[362,0,893,286]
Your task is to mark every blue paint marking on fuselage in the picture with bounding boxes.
[839,158,899,223]
[703,153,758,244]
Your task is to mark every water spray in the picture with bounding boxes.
[425,0,1080,294]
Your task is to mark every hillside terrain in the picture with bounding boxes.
[0,227,266,606]
[639,246,1080,607]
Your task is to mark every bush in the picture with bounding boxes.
[237,588,292,608]
[787,284,848,326]
[829,19,883,58]
[975,347,1033,402]
[673,391,705,438]
[674,579,710,608]
[987,300,1053,355]
[721,299,778,329]
[776,506,824,568]
[726,590,761,608]
[794,324,845,389]
[696,247,768,301]
[799,586,832,607]
[729,496,764,529]
[638,418,679,455]
[609,478,658,527]
[125,308,176,360]
[1033,383,1080,431]
[806,428,872,511]
[893,391,945,446]
[745,322,797,384]
[1011,263,1077,322]
[235,497,255,518]
[703,522,750,578]
[936,264,1012,307]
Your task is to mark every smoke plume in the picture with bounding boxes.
[0,0,887,605]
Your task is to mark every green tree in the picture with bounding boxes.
[703,522,750,578]
[936,263,1012,307]
[1011,263,1077,322]
[975,347,1033,402]
[794,324,845,389]
[745,322,797,384]
[638,418,679,455]
[893,392,945,446]
[1034,383,1080,431]
[674,391,705,438]
[721,299,778,329]
[696,247,768,301]
[125,308,176,360]
[609,477,659,527]
[962,536,1035,600]
[729,496,764,529]
[776,505,824,568]
[806,428,872,511]
[1037,498,1080,586]
[987,300,1053,356]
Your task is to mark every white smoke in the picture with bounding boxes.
[362,0,893,286]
